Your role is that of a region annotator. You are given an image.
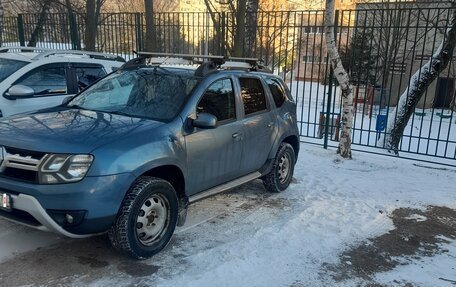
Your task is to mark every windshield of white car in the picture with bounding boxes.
[67,68,200,122]
[0,58,28,82]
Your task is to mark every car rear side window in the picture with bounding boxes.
[74,65,106,91]
[265,78,287,108]
[239,77,267,115]
[198,78,236,122]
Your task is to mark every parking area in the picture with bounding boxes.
[0,144,455,287]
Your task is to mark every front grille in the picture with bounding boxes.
[0,147,47,183]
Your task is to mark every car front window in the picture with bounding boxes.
[0,58,28,82]
[68,68,200,122]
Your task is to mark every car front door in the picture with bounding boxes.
[5,63,74,115]
[185,78,244,195]
[237,76,278,175]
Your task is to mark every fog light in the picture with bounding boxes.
[47,210,86,227]
[66,214,74,224]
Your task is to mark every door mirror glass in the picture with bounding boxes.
[192,113,217,129]
[6,85,35,99]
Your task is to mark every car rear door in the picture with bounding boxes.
[185,77,244,195]
[237,76,278,175]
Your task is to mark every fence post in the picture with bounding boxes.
[135,13,143,52]
[17,14,25,46]
[68,11,80,50]
[324,67,334,149]
[323,10,339,149]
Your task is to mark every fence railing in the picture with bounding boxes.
[1,7,455,166]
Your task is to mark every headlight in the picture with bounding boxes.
[39,154,93,184]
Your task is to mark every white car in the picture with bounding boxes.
[0,47,125,118]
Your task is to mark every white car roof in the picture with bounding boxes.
[0,47,125,64]
[0,53,36,62]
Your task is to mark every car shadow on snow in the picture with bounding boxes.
[322,206,456,285]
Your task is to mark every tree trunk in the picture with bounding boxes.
[144,0,158,52]
[233,0,247,57]
[28,0,52,47]
[381,3,456,154]
[0,0,4,47]
[325,0,354,159]
[245,0,259,58]
[84,0,97,51]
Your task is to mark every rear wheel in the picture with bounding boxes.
[109,176,178,259]
[262,143,296,193]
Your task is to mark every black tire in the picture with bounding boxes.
[108,176,178,259]
[262,142,296,193]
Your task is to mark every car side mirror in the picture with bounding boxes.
[192,113,217,129]
[6,85,35,99]
[62,96,73,105]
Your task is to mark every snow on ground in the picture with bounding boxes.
[375,241,456,286]
[0,143,455,287]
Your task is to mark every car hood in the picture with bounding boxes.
[0,108,163,154]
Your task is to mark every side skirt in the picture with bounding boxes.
[188,171,262,204]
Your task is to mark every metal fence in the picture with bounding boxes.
[1,7,455,166]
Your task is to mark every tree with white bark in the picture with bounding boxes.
[381,0,456,154]
[325,0,354,158]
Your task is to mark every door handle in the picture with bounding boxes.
[232,132,242,141]
[267,122,275,128]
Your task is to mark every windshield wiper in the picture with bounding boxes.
[106,110,135,118]
[66,104,85,110]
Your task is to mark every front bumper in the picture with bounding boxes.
[1,193,90,238]
[0,173,136,237]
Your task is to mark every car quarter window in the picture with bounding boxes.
[265,77,287,108]
[197,78,236,122]
[74,64,106,91]
[239,77,267,115]
[14,64,67,96]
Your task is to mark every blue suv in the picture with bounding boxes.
[0,53,299,259]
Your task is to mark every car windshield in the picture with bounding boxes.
[0,58,28,82]
[68,68,200,122]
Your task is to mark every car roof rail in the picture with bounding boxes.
[32,50,126,62]
[123,52,272,76]
[0,46,54,53]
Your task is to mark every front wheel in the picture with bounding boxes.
[108,176,178,259]
[262,143,296,193]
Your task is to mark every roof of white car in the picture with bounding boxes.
[0,47,125,64]
[0,52,39,62]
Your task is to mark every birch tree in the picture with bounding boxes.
[325,0,354,158]
[381,1,456,154]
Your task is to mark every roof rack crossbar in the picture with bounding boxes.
[32,50,125,62]
[135,52,261,63]
[136,52,225,61]
[124,51,271,75]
